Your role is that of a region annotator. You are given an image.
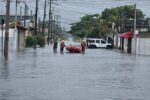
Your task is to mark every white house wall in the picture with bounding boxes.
[114,35,117,48]
[0,29,17,51]
[136,38,150,55]
[19,31,25,49]
[123,38,128,53]
[118,37,121,49]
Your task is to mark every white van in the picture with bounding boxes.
[87,38,112,48]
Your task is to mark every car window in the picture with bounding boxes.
[96,40,100,43]
[101,40,106,44]
[88,40,95,43]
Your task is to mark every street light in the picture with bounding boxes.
[133,4,137,55]
[130,4,137,55]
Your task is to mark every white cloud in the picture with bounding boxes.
[1,0,150,30]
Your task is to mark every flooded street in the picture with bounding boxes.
[0,45,150,100]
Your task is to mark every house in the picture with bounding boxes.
[113,17,150,55]
[0,21,27,51]
[114,32,132,53]
[135,32,150,55]
[114,31,150,55]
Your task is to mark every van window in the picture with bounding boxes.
[96,40,100,43]
[101,40,106,44]
[88,40,95,43]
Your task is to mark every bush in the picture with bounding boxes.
[37,35,46,47]
[26,35,35,47]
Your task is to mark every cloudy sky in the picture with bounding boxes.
[0,0,150,30]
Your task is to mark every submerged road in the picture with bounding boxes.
[0,44,150,100]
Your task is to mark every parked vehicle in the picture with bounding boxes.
[87,38,112,48]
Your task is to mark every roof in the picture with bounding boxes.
[119,32,133,38]
[9,21,27,30]
[137,32,150,38]
[0,21,27,30]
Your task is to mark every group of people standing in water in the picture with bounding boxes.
[53,40,65,53]
[53,39,87,54]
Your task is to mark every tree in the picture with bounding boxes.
[69,14,101,38]
[69,5,146,38]
[101,5,145,32]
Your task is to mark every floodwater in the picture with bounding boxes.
[0,44,150,100]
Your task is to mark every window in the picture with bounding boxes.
[88,40,95,43]
[101,40,106,44]
[96,40,100,43]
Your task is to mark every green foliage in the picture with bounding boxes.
[26,35,46,47]
[69,5,146,38]
[26,35,35,47]
[69,14,101,38]
[37,35,46,47]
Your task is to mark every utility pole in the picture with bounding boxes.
[24,2,27,27]
[15,0,19,51]
[48,0,52,44]
[51,12,53,42]
[15,0,18,30]
[1,19,4,58]
[53,15,56,39]
[20,6,22,19]
[133,4,137,55]
[38,17,41,34]
[4,0,10,61]
[34,0,38,49]
[42,0,46,34]
[55,15,59,38]
[121,11,124,33]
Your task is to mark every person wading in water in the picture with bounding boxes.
[53,40,58,53]
[81,40,86,53]
[60,40,65,53]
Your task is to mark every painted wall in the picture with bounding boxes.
[118,37,121,49]
[114,35,117,48]
[136,38,150,55]
[19,30,25,49]
[123,38,128,53]
[0,29,17,51]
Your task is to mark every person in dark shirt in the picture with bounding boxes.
[53,41,58,52]
[60,40,65,52]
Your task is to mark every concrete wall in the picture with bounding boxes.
[118,37,121,49]
[123,38,128,53]
[114,35,117,48]
[136,38,150,55]
[19,31,25,49]
[0,29,17,51]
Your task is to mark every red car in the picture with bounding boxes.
[66,45,81,53]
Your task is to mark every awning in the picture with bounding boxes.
[119,32,133,38]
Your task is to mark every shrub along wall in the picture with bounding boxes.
[26,35,45,47]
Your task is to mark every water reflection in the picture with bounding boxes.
[60,51,64,55]
[0,63,9,79]
[0,46,150,100]
[0,91,10,100]
[32,50,37,68]
[53,49,57,54]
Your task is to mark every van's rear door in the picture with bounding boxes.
[100,40,107,47]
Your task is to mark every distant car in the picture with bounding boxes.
[87,38,112,48]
